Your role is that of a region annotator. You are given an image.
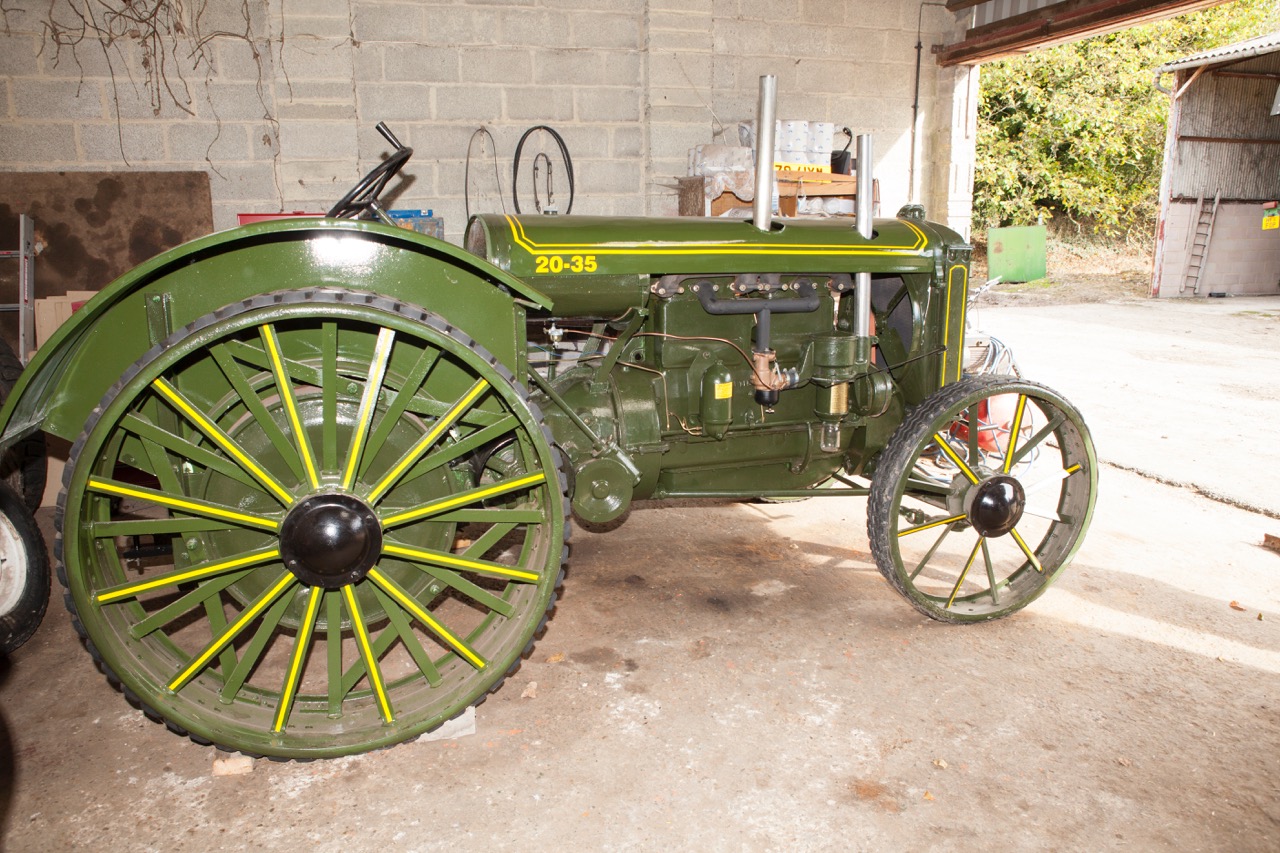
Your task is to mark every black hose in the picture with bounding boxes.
[513,125,574,215]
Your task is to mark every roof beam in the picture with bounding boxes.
[937,0,1234,66]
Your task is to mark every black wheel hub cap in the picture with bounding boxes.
[967,475,1026,538]
[280,493,383,589]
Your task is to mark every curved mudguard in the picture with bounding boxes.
[0,218,551,447]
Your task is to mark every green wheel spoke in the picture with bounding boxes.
[261,323,322,490]
[342,584,395,724]
[904,476,952,496]
[127,569,254,639]
[368,567,488,671]
[359,345,442,479]
[1009,412,1066,468]
[325,591,343,718]
[367,378,491,504]
[321,322,339,470]
[394,415,520,490]
[982,539,999,605]
[382,552,516,618]
[383,541,540,584]
[273,585,324,733]
[151,377,295,506]
[909,523,953,581]
[95,546,281,604]
[88,477,280,532]
[381,472,546,529]
[121,414,259,489]
[168,572,297,692]
[342,327,397,490]
[459,521,519,558]
[221,587,296,702]
[432,508,545,523]
[370,585,443,687]
[92,517,240,537]
[210,343,306,483]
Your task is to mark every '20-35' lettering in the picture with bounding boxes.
[534,255,598,274]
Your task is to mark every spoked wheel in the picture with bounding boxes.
[868,375,1097,623]
[57,289,568,758]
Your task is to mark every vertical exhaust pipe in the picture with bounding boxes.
[752,74,778,232]
[854,134,874,340]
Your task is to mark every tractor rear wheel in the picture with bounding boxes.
[868,375,1097,623]
[56,289,568,758]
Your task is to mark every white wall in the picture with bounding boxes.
[0,0,973,241]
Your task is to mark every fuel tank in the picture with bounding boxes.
[465,213,956,317]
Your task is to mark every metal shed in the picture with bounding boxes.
[1152,31,1280,297]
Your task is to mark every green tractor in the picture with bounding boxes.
[0,84,1096,759]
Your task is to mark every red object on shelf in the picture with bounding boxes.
[236,212,324,225]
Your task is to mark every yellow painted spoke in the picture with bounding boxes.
[95,547,281,604]
[946,537,985,609]
[897,513,966,538]
[342,584,395,723]
[381,471,546,529]
[368,567,487,670]
[1009,527,1044,573]
[933,432,980,484]
[261,324,321,490]
[383,541,539,582]
[167,572,297,692]
[342,328,397,490]
[88,477,280,531]
[273,585,324,733]
[1002,394,1029,474]
[151,377,295,506]
[1023,462,1084,499]
[367,378,490,503]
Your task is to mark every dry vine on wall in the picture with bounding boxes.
[27,0,279,181]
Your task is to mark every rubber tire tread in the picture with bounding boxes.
[0,480,50,654]
[54,288,570,759]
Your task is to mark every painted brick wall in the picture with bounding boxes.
[1156,202,1280,297]
[0,1,970,242]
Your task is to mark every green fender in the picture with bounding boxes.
[0,218,552,446]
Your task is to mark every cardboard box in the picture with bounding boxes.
[35,290,96,348]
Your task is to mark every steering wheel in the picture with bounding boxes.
[328,122,414,219]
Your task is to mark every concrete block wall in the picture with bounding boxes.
[1156,202,1280,297]
[0,0,967,243]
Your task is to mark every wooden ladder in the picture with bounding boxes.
[1181,191,1220,295]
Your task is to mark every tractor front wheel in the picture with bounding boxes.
[868,375,1097,623]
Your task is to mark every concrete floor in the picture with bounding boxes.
[1,297,1277,852]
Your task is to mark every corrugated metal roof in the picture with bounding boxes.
[1158,30,1280,72]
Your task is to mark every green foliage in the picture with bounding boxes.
[974,1,1280,238]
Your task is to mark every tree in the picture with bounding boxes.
[974,1,1280,239]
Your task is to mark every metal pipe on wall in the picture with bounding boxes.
[752,75,778,232]
[854,134,874,339]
